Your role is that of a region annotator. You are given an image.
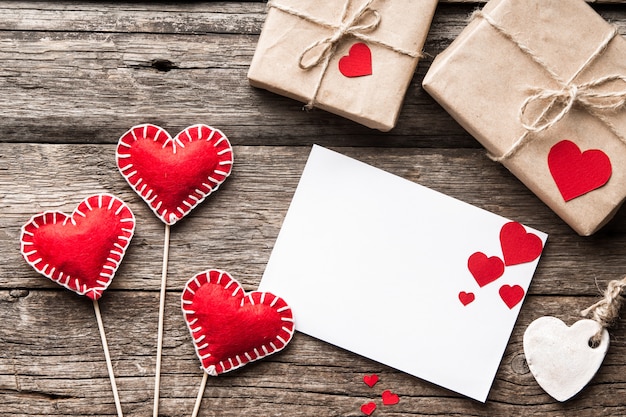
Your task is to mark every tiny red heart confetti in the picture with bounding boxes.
[339,42,373,78]
[363,374,379,388]
[499,221,543,266]
[116,123,233,225]
[458,291,475,306]
[381,389,400,405]
[20,194,135,300]
[467,252,505,287]
[499,284,525,309]
[181,269,295,375]
[360,401,377,416]
[548,139,611,202]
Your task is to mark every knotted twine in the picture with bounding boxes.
[267,0,422,110]
[581,276,626,346]
[470,10,626,162]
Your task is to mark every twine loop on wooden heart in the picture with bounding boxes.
[470,10,626,163]
[581,276,626,345]
[267,0,421,110]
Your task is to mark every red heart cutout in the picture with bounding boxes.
[363,374,379,388]
[468,252,505,287]
[181,269,295,375]
[116,124,233,225]
[381,389,400,405]
[360,402,377,416]
[499,222,543,266]
[338,43,373,78]
[499,284,525,309]
[458,291,475,306]
[20,194,135,300]
[548,140,612,202]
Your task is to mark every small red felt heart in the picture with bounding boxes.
[339,42,373,78]
[363,374,379,388]
[548,140,612,202]
[360,402,377,416]
[458,291,475,306]
[468,252,505,287]
[499,222,543,266]
[381,389,400,405]
[181,269,295,375]
[499,284,525,309]
[20,194,135,300]
[116,124,233,225]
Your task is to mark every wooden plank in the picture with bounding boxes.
[1,290,624,416]
[4,143,626,296]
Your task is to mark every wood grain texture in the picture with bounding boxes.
[2,1,626,416]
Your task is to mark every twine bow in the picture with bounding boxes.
[581,276,626,346]
[268,0,420,110]
[472,11,626,162]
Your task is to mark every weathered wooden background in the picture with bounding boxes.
[2,1,626,416]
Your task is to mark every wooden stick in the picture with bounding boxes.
[93,299,124,417]
[153,223,171,417]
[191,373,209,417]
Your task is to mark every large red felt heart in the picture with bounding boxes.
[20,194,135,300]
[548,140,612,202]
[339,43,373,78]
[181,269,295,375]
[116,124,233,225]
[467,252,505,287]
[499,284,525,309]
[499,221,543,266]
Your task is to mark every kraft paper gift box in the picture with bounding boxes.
[423,0,626,236]
[247,0,438,132]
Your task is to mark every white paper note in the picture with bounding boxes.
[259,145,547,402]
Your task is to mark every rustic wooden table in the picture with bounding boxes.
[2,1,626,416]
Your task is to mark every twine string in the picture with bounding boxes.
[581,276,626,346]
[471,11,626,162]
[268,0,421,110]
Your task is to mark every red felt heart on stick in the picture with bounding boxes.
[499,284,525,309]
[181,269,295,375]
[381,389,400,405]
[499,221,543,266]
[360,402,377,416]
[548,140,612,202]
[468,252,505,287]
[339,43,373,78]
[458,291,475,306]
[116,124,233,225]
[20,194,135,300]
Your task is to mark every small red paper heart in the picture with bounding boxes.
[499,221,543,266]
[181,269,295,375]
[458,291,475,306]
[548,140,612,202]
[360,402,377,416]
[116,124,233,225]
[499,284,525,309]
[381,389,400,405]
[20,194,135,300]
[468,252,505,287]
[339,43,373,78]
[363,374,379,388]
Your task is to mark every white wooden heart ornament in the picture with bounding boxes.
[523,316,609,402]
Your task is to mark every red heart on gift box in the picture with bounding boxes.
[339,42,373,78]
[382,389,400,405]
[458,291,475,306]
[548,140,611,202]
[116,124,233,225]
[181,269,295,375]
[363,374,379,388]
[499,221,543,266]
[20,194,135,300]
[499,284,525,309]
[360,402,377,416]
[468,252,505,287]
